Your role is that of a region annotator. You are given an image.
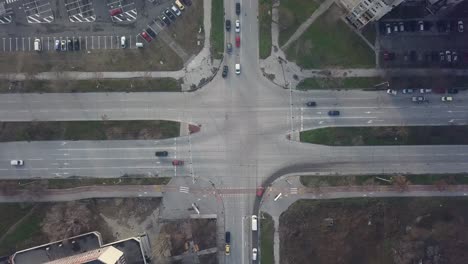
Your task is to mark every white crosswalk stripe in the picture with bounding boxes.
[290,187,298,194]
[179,186,190,193]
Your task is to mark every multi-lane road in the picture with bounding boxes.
[1,0,468,263]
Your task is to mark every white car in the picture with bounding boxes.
[386,89,397,95]
[235,63,240,75]
[458,20,464,33]
[121,36,126,48]
[235,20,240,33]
[171,5,181,16]
[10,160,24,166]
[419,88,431,94]
[441,96,453,102]
[252,248,257,260]
[402,88,413,94]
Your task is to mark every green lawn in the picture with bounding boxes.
[1,78,181,93]
[285,5,375,68]
[300,174,468,187]
[297,77,385,90]
[0,121,180,142]
[211,0,224,59]
[361,23,377,45]
[0,204,33,236]
[300,126,468,146]
[259,0,273,59]
[278,0,321,46]
[261,212,275,264]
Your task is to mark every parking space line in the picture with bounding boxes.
[47,37,49,51]
[2,38,4,52]
[85,36,87,50]
[129,35,132,49]
[15,37,18,51]
[21,38,24,51]
[110,36,113,49]
[9,38,11,52]
[91,36,94,49]
[104,35,106,49]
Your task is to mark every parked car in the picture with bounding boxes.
[420,88,431,93]
[453,51,458,62]
[412,96,426,103]
[235,35,240,47]
[227,43,232,53]
[10,160,24,166]
[141,31,152,42]
[161,15,171,26]
[146,27,157,38]
[236,3,240,15]
[121,36,126,48]
[225,232,231,243]
[235,20,240,32]
[172,160,184,166]
[225,244,230,255]
[387,89,397,95]
[441,96,453,102]
[182,0,192,6]
[399,22,404,31]
[328,110,340,116]
[402,88,414,94]
[458,20,464,33]
[165,9,176,20]
[225,19,231,31]
[74,38,80,50]
[55,39,60,51]
[383,51,395,61]
[155,151,169,157]
[447,88,459,94]
[306,101,316,107]
[418,21,424,31]
[252,248,257,261]
[171,5,181,16]
[385,23,391,34]
[61,40,67,51]
[440,51,445,61]
[67,39,73,51]
[175,0,185,10]
[446,50,452,62]
[222,65,228,78]
[235,63,240,75]
[109,8,123,16]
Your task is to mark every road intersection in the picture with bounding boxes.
[1,0,468,263]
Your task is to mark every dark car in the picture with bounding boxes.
[172,160,184,166]
[146,27,157,38]
[155,151,168,157]
[161,15,171,26]
[236,3,240,15]
[226,19,231,31]
[383,51,395,61]
[225,232,231,243]
[165,9,176,20]
[306,101,316,107]
[182,0,192,6]
[448,88,459,94]
[222,65,228,78]
[328,110,340,116]
[227,43,232,53]
[74,38,80,50]
[68,39,73,51]
[141,31,152,42]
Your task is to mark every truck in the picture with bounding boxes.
[251,215,257,231]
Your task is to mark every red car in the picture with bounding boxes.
[109,8,123,16]
[172,160,184,166]
[141,32,152,43]
[235,35,240,47]
[256,187,264,197]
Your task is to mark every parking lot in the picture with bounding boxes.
[378,3,468,68]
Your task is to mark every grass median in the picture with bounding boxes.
[259,0,273,59]
[211,0,224,60]
[300,174,468,187]
[261,212,275,264]
[286,4,374,68]
[300,126,468,146]
[297,77,385,90]
[0,120,180,142]
[1,78,182,93]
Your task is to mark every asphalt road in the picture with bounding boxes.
[1,0,468,264]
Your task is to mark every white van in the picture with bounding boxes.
[235,63,241,75]
[121,36,126,48]
[251,215,257,231]
[175,0,185,11]
[11,160,24,166]
[34,38,41,52]
[136,42,144,48]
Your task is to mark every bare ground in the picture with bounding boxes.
[280,198,468,264]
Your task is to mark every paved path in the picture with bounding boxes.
[280,0,335,50]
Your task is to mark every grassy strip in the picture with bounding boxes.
[211,0,224,60]
[278,0,321,46]
[259,0,273,59]
[361,23,377,45]
[300,174,468,187]
[286,5,374,68]
[0,121,180,142]
[0,204,33,236]
[3,177,171,190]
[300,126,468,146]
[1,78,181,93]
[297,77,384,90]
[260,212,275,264]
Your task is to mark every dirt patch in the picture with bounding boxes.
[158,219,217,257]
[280,198,468,264]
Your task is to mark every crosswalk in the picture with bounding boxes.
[179,186,190,194]
[290,187,298,194]
[69,13,96,22]
[5,0,19,4]
[27,14,54,23]
[0,16,12,24]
